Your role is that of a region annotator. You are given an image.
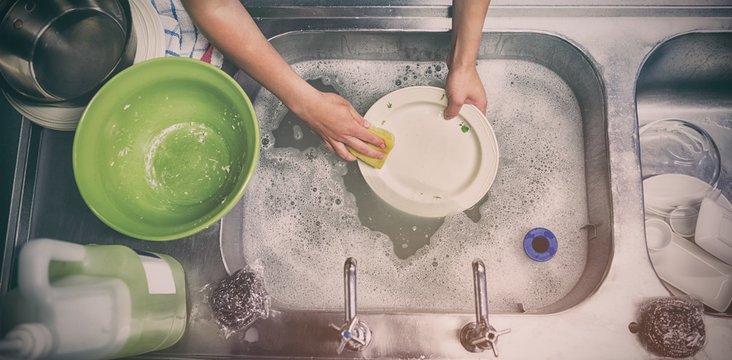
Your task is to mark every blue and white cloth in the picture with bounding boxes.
[151,0,224,68]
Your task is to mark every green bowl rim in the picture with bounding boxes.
[72,57,260,241]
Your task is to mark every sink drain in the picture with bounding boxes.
[523,227,558,262]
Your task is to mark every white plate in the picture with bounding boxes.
[139,0,165,59]
[643,173,713,215]
[2,89,83,131]
[360,86,499,218]
[130,0,165,63]
[130,0,149,63]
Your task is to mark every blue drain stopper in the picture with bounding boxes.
[523,227,558,262]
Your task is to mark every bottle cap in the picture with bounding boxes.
[5,323,53,360]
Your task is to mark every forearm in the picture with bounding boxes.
[443,0,490,117]
[181,0,318,115]
[449,0,490,70]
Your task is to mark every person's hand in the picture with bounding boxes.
[444,64,487,119]
[296,91,386,161]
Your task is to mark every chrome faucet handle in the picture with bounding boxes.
[460,321,511,356]
[328,257,372,354]
[460,259,510,356]
[329,315,372,354]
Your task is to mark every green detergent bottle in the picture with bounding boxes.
[0,239,186,360]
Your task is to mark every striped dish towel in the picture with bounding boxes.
[151,0,224,68]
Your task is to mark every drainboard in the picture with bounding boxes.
[220,31,611,314]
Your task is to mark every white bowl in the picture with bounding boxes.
[646,218,672,252]
[669,206,699,238]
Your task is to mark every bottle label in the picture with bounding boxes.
[135,251,176,295]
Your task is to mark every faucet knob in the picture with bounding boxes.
[460,259,511,357]
[460,321,511,356]
[329,315,372,354]
[329,257,372,354]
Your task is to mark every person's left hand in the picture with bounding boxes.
[443,65,487,119]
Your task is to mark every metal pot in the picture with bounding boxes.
[0,0,136,105]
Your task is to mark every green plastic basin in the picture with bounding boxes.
[73,57,260,241]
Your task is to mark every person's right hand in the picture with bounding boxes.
[295,91,386,161]
[444,64,487,119]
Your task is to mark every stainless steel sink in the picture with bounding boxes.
[220,30,612,315]
[3,2,732,359]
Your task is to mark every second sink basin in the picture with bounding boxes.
[637,32,732,315]
[220,30,610,314]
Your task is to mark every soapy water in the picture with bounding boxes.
[238,59,589,312]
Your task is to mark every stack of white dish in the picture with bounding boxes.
[2,0,165,131]
[641,119,732,312]
[130,0,166,64]
[644,178,732,312]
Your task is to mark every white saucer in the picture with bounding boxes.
[359,86,499,218]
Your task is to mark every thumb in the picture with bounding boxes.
[444,98,463,120]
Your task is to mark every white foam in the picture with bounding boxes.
[239,59,589,312]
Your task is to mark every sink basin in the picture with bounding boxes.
[221,31,611,314]
[637,32,732,314]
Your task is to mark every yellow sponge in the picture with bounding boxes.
[348,127,395,169]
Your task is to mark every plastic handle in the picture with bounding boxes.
[18,239,86,301]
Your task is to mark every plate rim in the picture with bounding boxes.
[359,85,499,218]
